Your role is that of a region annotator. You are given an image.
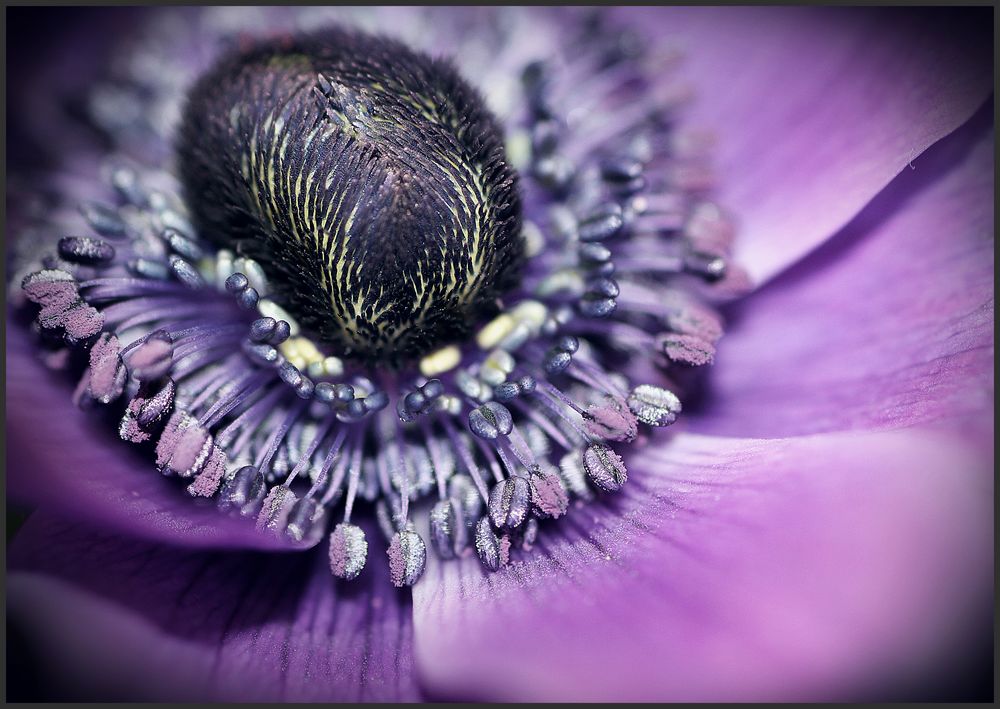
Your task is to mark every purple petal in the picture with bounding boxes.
[688,109,993,438]
[412,429,992,700]
[6,320,300,550]
[617,6,992,283]
[8,515,418,701]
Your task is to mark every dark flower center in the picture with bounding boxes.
[176,29,524,365]
[13,8,751,588]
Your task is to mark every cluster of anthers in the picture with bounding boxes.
[13,9,747,586]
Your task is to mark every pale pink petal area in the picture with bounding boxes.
[688,113,993,438]
[616,6,993,283]
[5,321,300,551]
[7,517,417,701]
[413,428,993,701]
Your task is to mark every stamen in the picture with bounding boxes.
[328,522,368,580]
[387,529,427,588]
[627,384,682,427]
[474,516,509,572]
[58,236,116,266]
[582,443,628,492]
[487,475,532,530]
[528,465,569,519]
[429,499,465,560]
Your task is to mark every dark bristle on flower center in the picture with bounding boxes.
[176,29,524,366]
[14,10,748,587]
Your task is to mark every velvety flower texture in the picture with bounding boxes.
[6,6,994,702]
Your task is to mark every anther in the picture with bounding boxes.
[543,348,572,375]
[659,332,716,367]
[363,390,389,412]
[187,445,227,498]
[136,379,176,428]
[387,529,427,587]
[278,361,302,388]
[294,377,315,400]
[218,464,267,514]
[578,206,625,242]
[586,277,620,299]
[627,384,682,426]
[80,201,127,239]
[169,255,205,289]
[224,272,249,293]
[110,164,147,206]
[243,341,281,366]
[313,382,339,405]
[528,465,569,519]
[269,320,291,345]
[583,443,627,492]
[488,475,532,530]
[558,335,579,353]
[420,378,444,400]
[585,399,638,442]
[62,302,105,345]
[159,210,197,242]
[161,227,204,261]
[156,412,213,478]
[57,236,116,266]
[579,295,617,318]
[249,317,277,342]
[469,401,514,440]
[558,450,594,501]
[579,242,612,265]
[429,498,466,560]
[334,383,356,402]
[237,287,259,310]
[474,516,508,572]
[126,330,174,381]
[493,381,521,402]
[128,258,170,280]
[449,475,483,531]
[513,516,540,550]
[120,379,176,443]
[344,398,366,419]
[135,380,176,428]
[22,269,77,307]
[256,485,297,532]
[84,333,126,405]
[286,496,325,543]
[328,522,368,580]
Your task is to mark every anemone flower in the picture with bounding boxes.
[5,6,994,702]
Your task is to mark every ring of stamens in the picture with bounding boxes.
[15,10,748,587]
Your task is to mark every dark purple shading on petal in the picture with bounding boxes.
[688,107,994,438]
[616,6,993,284]
[6,321,302,550]
[7,515,418,702]
[412,429,993,701]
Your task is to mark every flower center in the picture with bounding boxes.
[13,8,750,588]
[176,29,524,365]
